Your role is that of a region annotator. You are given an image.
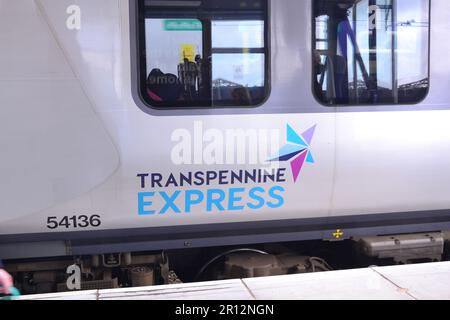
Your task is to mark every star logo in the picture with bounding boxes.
[269,124,316,182]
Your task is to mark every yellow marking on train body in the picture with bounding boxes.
[333,229,344,239]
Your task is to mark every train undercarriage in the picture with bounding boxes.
[3,231,450,295]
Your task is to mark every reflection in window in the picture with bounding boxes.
[211,21,265,105]
[313,0,430,105]
[138,0,269,108]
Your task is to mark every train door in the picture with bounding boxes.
[313,0,450,237]
[124,0,338,239]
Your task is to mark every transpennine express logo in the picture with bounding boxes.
[136,123,317,216]
[269,124,316,182]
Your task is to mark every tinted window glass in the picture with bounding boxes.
[313,0,430,105]
[138,0,269,109]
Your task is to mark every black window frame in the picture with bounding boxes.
[135,0,271,110]
[311,0,431,107]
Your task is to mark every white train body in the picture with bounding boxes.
[1,0,450,260]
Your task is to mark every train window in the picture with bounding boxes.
[137,0,269,109]
[313,0,430,106]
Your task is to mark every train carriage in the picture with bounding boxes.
[0,0,449,292]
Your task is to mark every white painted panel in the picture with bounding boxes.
[332,110,450,216]
[37,0,126,111]
[426,1,450,106]
[0,0,119,225]
[0,0,72,80]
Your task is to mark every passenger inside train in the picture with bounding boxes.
[146,54,212,103]
[147,69,184,102]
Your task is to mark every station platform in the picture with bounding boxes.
[19,261,450,300]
